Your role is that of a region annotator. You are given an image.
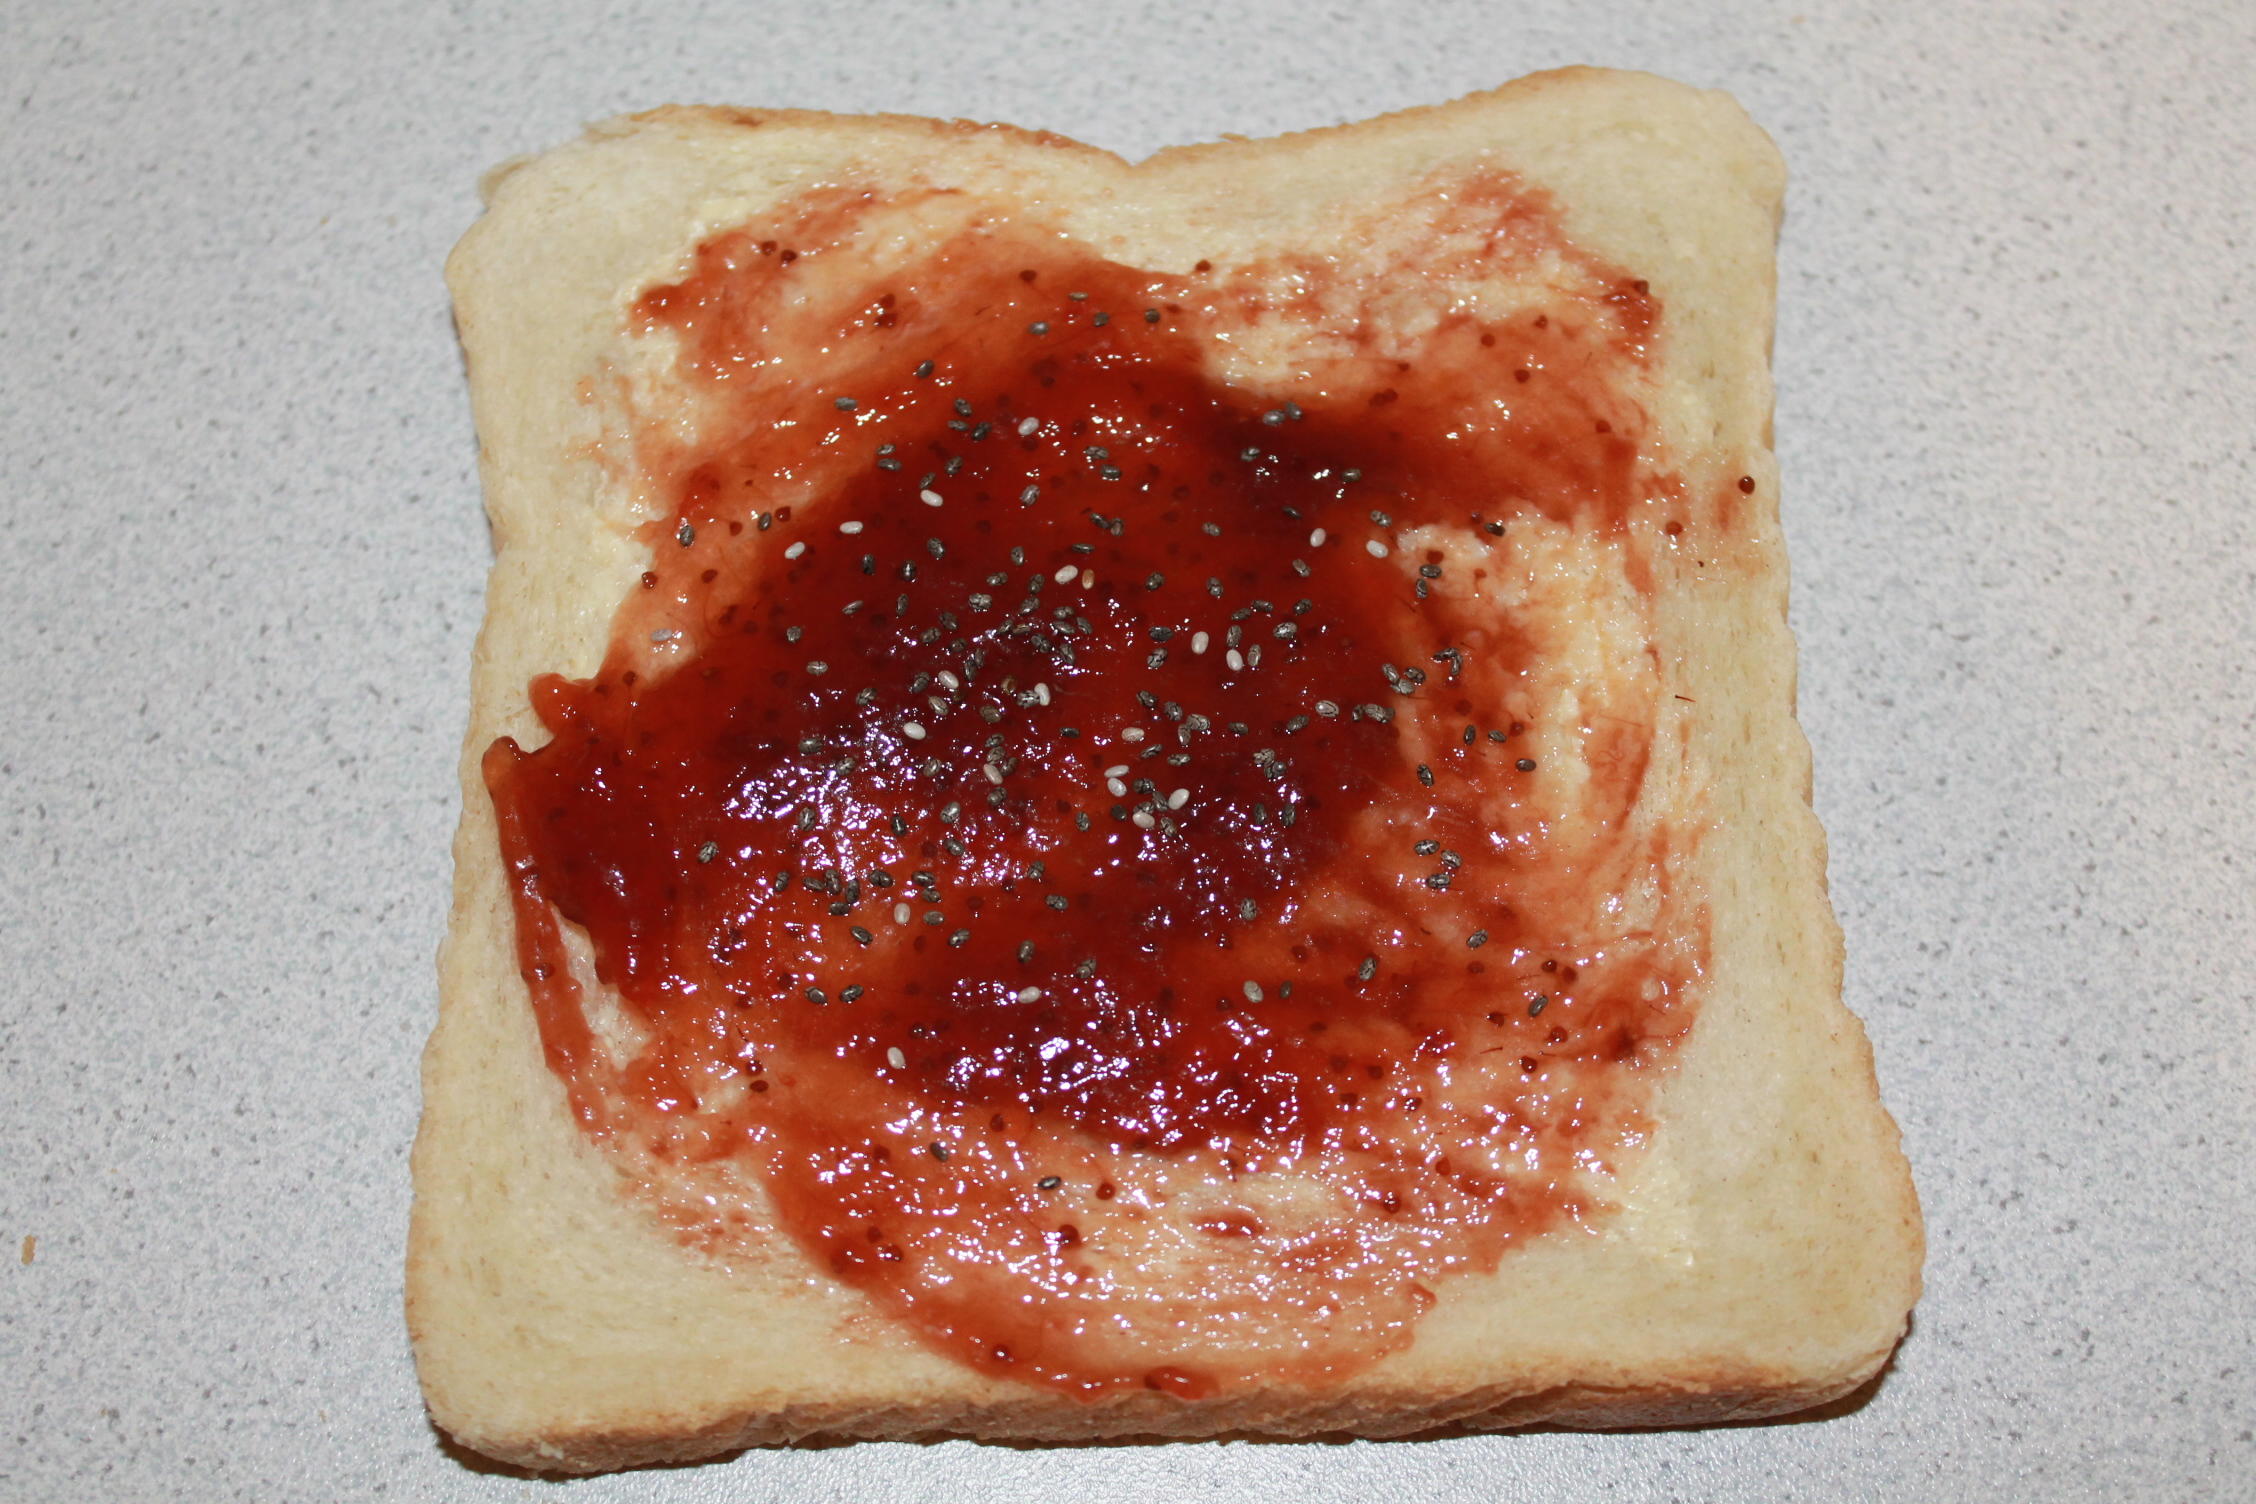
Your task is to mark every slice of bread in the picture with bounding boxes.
[412,68,1921,1473]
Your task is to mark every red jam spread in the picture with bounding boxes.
[485,174,1707,1396]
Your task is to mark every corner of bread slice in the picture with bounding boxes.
[1141,66,1782,215]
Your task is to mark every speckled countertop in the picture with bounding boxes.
[3,2,2250,1499]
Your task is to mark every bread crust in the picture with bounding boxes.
[413,68,1921,1473]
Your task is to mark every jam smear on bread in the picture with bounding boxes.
[486,174,1707,1395]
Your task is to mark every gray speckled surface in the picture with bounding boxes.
[3,1,2251,1499]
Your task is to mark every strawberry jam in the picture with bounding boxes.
[484,174,1706,1396]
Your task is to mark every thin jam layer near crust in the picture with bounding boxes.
[485,172,1708,1398]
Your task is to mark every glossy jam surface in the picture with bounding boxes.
[486,177,1705,1395]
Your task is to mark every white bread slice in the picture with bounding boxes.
[412,68,1921,1473]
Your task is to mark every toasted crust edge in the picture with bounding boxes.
[467,1357,1891,1474]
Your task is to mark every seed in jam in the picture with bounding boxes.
[485,173,1706,1398]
